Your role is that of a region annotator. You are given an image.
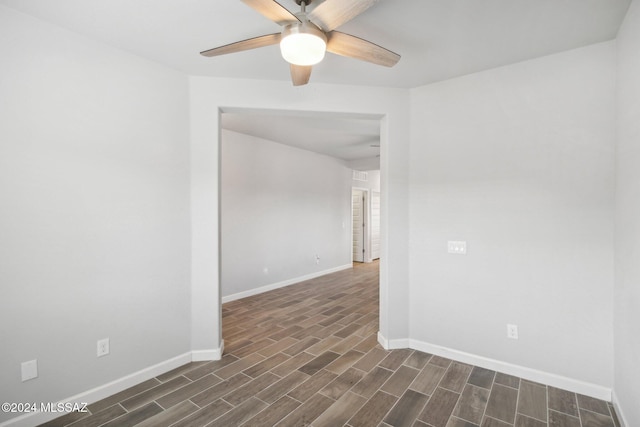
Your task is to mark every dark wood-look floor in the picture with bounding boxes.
[42,261,621,427]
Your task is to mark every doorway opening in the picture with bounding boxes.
[352,171,381,263]
[352,188,367,262]
[218,107,385,354]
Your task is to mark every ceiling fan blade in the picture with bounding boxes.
[308,0,378,32]
[200,33,281,57]
[290,64,312,86]
[241,0,300,25]
[326,31,400,67]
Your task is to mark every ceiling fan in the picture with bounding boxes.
[200,0,401,86]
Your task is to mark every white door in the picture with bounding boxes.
[371,191,381,260]
[352,189,365,262]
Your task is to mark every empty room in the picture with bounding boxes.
[1,1,638,426]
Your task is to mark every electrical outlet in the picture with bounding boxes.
[507,324,519,340]
[97,338,110,357]
[263,267,269,275]
[315,254,320,265]
[21,359,38,382]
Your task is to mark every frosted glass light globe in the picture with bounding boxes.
[280,22,327,66]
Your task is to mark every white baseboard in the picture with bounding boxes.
[611,389,629,427]
[377,331,409,350]
[192,341,224,361]
[222,264,353,303]
[376,333,611,402]
[377,331,388,348]
[0,347,224,427]
[409,339,612,401]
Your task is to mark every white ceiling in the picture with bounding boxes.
[1,0,630,167]
[222,110,382,169]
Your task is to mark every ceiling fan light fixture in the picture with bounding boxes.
[280,22,327,66]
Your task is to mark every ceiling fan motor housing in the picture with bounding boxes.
[280,20,327,65]
[282,20,326,43]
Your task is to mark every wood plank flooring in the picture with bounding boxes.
[42,261,621,427]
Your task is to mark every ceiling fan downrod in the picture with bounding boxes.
[295,0,311,17]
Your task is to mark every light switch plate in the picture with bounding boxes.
[448,241,467,255]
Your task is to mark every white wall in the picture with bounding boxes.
[409,42,616,393]
[221,129,352,299]
[615,1,640,424]
[0,6,190,423]
[190,78,411,353]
